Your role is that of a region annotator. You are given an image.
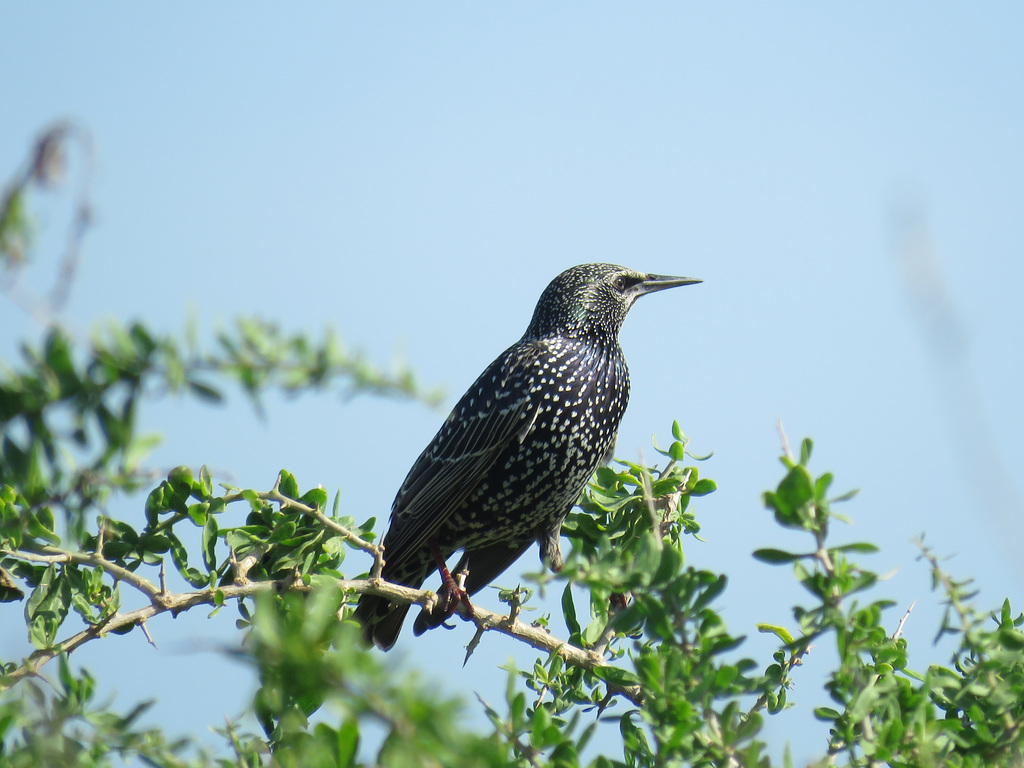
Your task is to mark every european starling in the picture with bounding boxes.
[354,263,700,649]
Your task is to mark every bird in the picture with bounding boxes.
[353,263,701,650]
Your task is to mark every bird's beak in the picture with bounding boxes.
[639,274,703,295]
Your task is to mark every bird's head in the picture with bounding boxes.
[525,263,701,342]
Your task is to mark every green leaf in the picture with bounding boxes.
[167,467,194,503]
[651,543,682,586]
[138,534,172,555]
[25,565,71,648]
[187,502,209,527]
[241,489,263,510]
[634,534,661,579]
[714,665,739,688]
[832,542,879,555]
[568,512,603,544]
[778,466,814,509]
[814,471,833,500]
[757,623,795,645]
[582,617,605,646]
[799,438,813,465]
[831,488,860,503]
[334,719,360,766]
[752,548,803,565]
[167,533,206,585]
[638,595,673,641]
[278,470,299,499]
[144,486,167,525]
[186,379,223,403]
[25,509,61,545]
[198,464,213,498]
[300,487,328,509]
[561,584,580,637]
[690,478,716,496]
[202,514,218,572]
[592,665,641,688]
[269,520,297,544]
[998,627,1024,650]
[691,574,727,612]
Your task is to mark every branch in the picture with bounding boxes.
[5,546,167,606]
[1,121,94,323]
[0,573,370,691]
[0,557,642,705]
[456,598,643,705]
[3,476,642,705]
[238,480,641,703]
[223,475,387,579]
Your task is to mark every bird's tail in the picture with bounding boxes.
[352,558,430,650]
[352,595,411,651]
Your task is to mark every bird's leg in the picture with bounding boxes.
[411,544,474,637]
[429,541,472,622]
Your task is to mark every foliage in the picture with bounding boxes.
[4,128,1024,767]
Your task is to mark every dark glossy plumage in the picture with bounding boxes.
[354,263,700,649]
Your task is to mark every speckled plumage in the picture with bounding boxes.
[354,264,700,649]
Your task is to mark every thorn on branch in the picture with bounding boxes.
[139,620,159,650]
[464,624,485,667]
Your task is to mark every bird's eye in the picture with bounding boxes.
[613,275,632,292]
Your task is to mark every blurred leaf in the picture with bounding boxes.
[561,584,580,637]
[592,665,640,688]
[752,548,804,565]
[757,623,795,645]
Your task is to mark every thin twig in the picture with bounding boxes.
[777,418,792,462]
[159,559,168,596]
[637,449,663,549]
[6,547,166,606]
[223,477,386,575]
[892,600,916,641]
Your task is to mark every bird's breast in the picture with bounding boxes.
[512,340,629,481]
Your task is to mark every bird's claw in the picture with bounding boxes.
[413,544,474,635]
[412,581,473,634]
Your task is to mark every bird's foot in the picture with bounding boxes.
[413,544,473,635]
[413,576,472,634]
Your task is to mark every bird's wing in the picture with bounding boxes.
[379,340,545,566]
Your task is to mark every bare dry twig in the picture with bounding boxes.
[893,600,916,641]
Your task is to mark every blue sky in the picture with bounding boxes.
[2,4,1023,763]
